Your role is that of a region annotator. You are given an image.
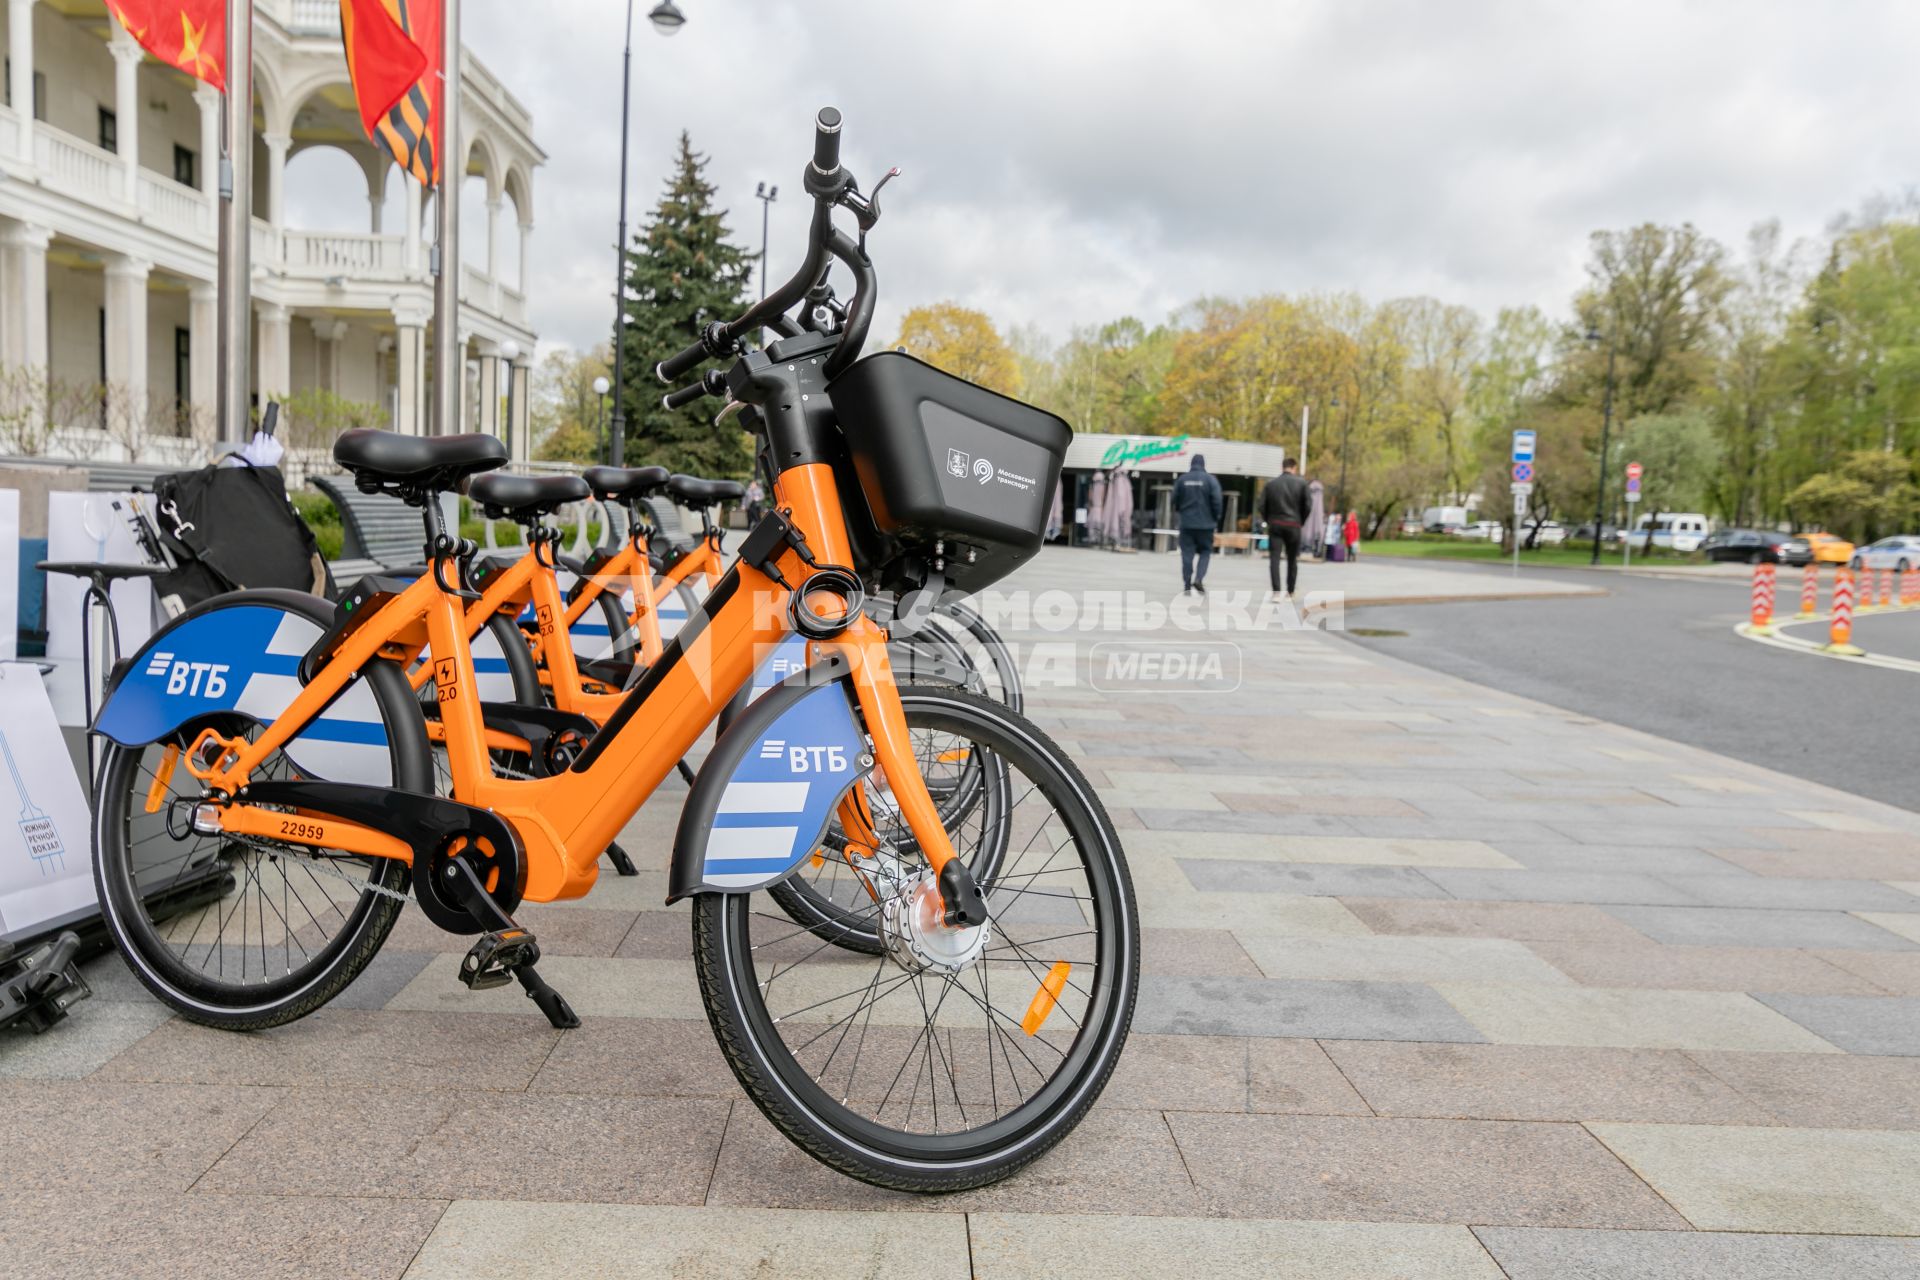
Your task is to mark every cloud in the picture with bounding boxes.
[445,0,1920,355]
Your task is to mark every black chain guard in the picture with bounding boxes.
[237,780,526,933]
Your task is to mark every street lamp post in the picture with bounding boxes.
[1586,325,1617,565]
[606,0,687,468]
[592,374,611,459]
[755,182,778,300]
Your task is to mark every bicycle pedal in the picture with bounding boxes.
[459,928,541,991]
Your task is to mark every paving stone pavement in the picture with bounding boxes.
[4,549,1918,1277]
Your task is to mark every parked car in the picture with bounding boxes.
[1628,513,1711,553]
[1456,521,1505,543]
[1530,520,1568,546]
[1398,518,1424,536]
[1850,535,1920,572]
[1801,531,1856,564]
[1423,505,1470,533]
[1702,529,1811,566]
[1570,522,1623,544]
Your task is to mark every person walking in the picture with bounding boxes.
[744,478,766,525]
[1173,454,1223,594]
[1259,458,1311,599]
[1344,509,1362,563]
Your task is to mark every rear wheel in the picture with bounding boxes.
[93,656,431,1030]
[692,686,1138,1191]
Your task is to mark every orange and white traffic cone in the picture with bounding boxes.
[1877,567,1894,609]
[1827,568,1864,655]
[1748,562,1777,635]
[1903,566,1917,608]
[1798,562,1819,619]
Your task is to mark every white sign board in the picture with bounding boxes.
[1511,430,1536,463]
[0,665,97,941]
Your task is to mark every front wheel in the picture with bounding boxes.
[691,686,1138,1191]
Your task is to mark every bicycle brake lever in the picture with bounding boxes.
[840,167,901,246]
[715,401,745,426]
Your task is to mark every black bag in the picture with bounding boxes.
[148,463,332,611]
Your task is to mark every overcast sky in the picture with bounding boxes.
[442,0,1920,357]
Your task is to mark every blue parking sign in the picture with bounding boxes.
[1511,430,1536,464]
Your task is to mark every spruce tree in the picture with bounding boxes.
[619,133,755,476]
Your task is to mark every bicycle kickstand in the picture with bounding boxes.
[603,840,639,877]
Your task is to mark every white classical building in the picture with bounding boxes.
[0,0,543,463]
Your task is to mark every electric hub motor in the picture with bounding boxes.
[880,867,991,974]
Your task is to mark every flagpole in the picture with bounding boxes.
[431,0,461,436]
[216,0,254,437]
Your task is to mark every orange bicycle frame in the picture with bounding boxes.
[194,461,962,907]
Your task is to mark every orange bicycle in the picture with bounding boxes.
[89,108,1137,1191]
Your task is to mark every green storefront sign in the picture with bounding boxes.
[1100,435,1189,467]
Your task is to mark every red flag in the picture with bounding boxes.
[105,0,226,91]
[343,0,442,185]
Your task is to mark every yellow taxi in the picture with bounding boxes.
[1802,531,1856,564]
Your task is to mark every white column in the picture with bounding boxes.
[103,254,152,432]
[473,337,500,437]
[263,133,291,226]
[9,0,35,162]
[484,196,500,280]
[187,282,217,441]
[508,355,532,461]
[517,220,532,293]
[108,24,142,203]
[193,82,220,206]
[2,222,51,372]
[256,301,291,407]
[392,303,427,434]
[403,179,422,271]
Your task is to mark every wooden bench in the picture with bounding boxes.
[1214,532,1256,554]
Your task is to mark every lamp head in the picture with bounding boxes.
[648,1,686,35]
[592,376,611,395]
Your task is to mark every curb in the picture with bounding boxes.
[1734,609,1920,674]
[1312,586,1608,616]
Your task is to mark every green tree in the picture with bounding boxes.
[619,133,755,476]
[1786,450,1920,541]
[533,345,612,464]
[1616,410,1724,518]
[1572,223,1730,419]
[892,303,1022,396]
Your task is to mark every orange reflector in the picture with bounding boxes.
[809,847,826,869]
[144,744,181,814]
[936,748,972,764]
[1021,961,1072,1036]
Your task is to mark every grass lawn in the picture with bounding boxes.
[1362,539,1683,569]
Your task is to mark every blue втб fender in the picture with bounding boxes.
[92,594,396,786]
[668,664,867,900]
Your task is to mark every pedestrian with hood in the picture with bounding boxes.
[1344,509,1362,562]
[1173,454,1223,594]
[1260,457,1311,599]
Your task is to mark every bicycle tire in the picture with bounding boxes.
[93,600,432,1030]
[691,684,1138,1191]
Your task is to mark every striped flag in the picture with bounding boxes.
[342,0,441,185]
[104,1,226,90]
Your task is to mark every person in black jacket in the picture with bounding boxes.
[1260,458,1310,598]
[1172,454,1224,594]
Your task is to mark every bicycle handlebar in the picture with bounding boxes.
[656,107,873,385]
[811,106,842,177]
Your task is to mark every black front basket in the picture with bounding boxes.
[829,351,1069,592]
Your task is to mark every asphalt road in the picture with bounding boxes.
[1340,562,1920,812]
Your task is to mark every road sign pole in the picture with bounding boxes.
[1622,462,1643,571]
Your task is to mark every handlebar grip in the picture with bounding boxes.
[655,340,708,384]
[812,106,842,174]
[661,381,709,410]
